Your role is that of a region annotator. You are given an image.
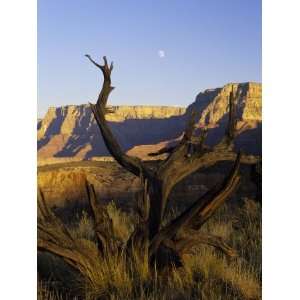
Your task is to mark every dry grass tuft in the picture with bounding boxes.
[38,198,261,300]
[37,281,65,300]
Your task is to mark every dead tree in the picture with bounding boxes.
[38,56,258,274]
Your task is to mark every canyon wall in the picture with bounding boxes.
[38,105,186,163]
[38,82,261,164]
[129,82,262,158]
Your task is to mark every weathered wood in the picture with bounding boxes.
[125,175,150,260]
[38,189,100,284]
[85,55,114,110]
[85,181,120,256]
[86,56,152,178]
[90,102,147,177]
[148,152,241,258]
[226,86,237,142]
[174,231,237,257]
[148,145,176,157]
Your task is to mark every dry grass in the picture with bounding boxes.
[38,198,261,300]
[37,281,65,300]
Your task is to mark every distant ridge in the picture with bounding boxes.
[38,82,261,164]
[37,105,187,162]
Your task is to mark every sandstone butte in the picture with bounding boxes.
[38,82,261,165]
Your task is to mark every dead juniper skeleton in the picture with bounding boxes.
[38,55,258,279]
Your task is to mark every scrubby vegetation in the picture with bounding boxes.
[38,198,261,300]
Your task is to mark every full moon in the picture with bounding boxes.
[158,50,165,58]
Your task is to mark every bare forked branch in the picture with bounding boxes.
[85,55,114,110]
[184,151,242,231]
[86,55,153,178]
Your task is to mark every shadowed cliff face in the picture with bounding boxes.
[37,106,187,161]
[37,82,261,163]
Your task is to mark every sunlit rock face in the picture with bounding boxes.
[37,82,261,164]
[187,82,262,155]
[187,82,261,125]
[129,82,262,158]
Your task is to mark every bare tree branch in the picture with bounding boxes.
[149,152,241,257]
[37,188,100,283]
[85,55,114,110]
[226,86,237,142]
[85,181,120,256]
[86,55,153,178]
[149,88,257,230]
[148,145,176,157]
[90,103,152,177]
[174,231,237,257]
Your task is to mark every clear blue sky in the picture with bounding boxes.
[38,0,261,117]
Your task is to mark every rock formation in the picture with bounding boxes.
[128,82,261,158]
[38,82,261,164]
[187,82,261,125]
[38,105,186,163]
